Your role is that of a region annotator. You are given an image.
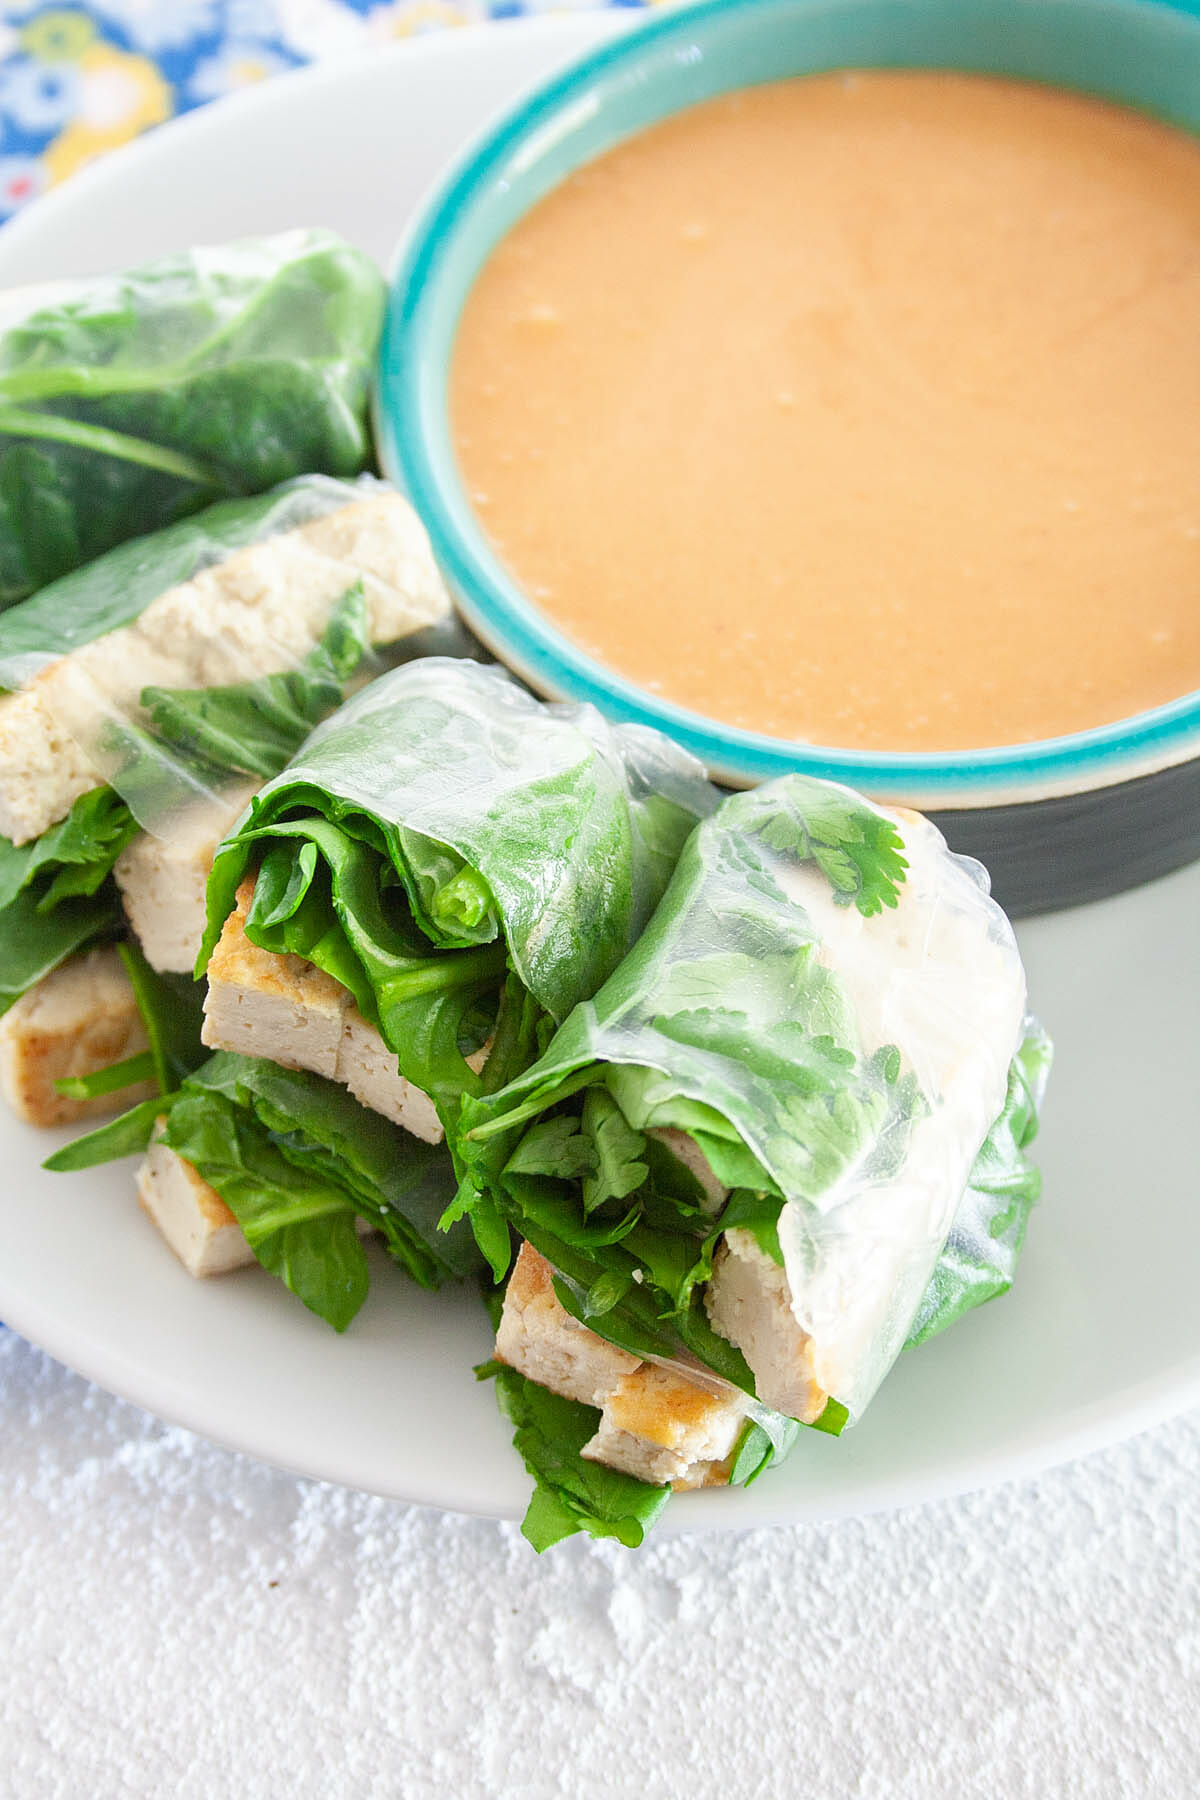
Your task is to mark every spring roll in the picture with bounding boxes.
[457,776,1051,1544]
[0,230,385,606]
[0,475,451,1119]
[52,658,716,1330]
[198,656,717,1141]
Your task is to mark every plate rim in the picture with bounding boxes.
[2,12,1199,1534]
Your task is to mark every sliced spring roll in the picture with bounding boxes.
[489,1029,1047,1550]
[0,476,451,1119]
[54,659,715,1326]
[457,776,1050,1541]
[0,230,385,606]
[198,657,717,1154]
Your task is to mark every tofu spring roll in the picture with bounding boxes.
[51,657,717,1330]
[0,474,451,1124]
[197,657,716,1143]
[456,776,1051,1547]
[0,230,385,605]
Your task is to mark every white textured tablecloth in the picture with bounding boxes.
[2,1328,1197,1800]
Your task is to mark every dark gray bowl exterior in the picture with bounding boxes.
[929,755,1200,917]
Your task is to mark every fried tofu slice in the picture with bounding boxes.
[0,946,156,1127]
[496,1242,750,1490]
[114,784,259,975]
[496,1237,641,1405]
[587,1363,750,1491]
[705,1230,828,1425]
[202,879,445,1143]
[650,1130,831,1425]
[136,1126,375,1280]
[136,1124,256,1279]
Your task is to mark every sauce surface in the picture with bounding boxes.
[451,73,1200,751]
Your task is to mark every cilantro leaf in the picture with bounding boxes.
[757,785,908,916]
[0,787,138,1013]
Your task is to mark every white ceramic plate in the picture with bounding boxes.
[2,16,1198,1531]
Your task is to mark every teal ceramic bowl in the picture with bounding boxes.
[377,0,1200,916]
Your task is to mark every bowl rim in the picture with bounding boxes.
[377,0,1200,806]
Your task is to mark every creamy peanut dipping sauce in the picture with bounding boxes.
[450,73,1200,751]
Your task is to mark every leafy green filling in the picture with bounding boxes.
[138,579,371,783]
[0,479,370,692]
[0,787,139,1014]
[0,234,386,606]
[478,1021,1046,1549]
[484,1339,806,1552]
[463,1022,1045,1403]
[451,779,1052,1547]
[489,1363,674,1551]
[1,581,377,1014]
[50,1049,473,1330]
[44,941,209,1161]
[904,1022,1052,1347]
[194,656,716,1143]
[115,939,208,1095]
[226,812,512,1117]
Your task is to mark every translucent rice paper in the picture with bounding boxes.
[469,777,1028,1423]
[206,656,719,1024]
[0,230,386,605]
[770,808,1026,1417]
[2,475,452,843]
[0,476,364,692]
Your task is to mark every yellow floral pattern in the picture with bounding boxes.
[0,0,670,219]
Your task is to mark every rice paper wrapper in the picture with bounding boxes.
[0,475,453,842]
[0,230,386,606]
[204,656,719,1024]
[769,809,1026,1415]
[472,777,1030,1423]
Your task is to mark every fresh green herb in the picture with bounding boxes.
[756,784,909,916]
[115,940,207,1093]
[43,1095,166,1171]
[41,938,208,1162]
[580,1087,648,1216]
[166,1085,373,1332]
[0,785,139,914]
[197,659,715,1127]
[164,1056,471,1326]
[717,1188,785,1266]
[0,787,139,1012]
[491,1364,672,1551]
[904,1023,1053,1348]
[53,1050,157,1101]
[50,1049,474,1327]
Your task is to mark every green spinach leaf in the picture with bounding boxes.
[0,787,138,1012]
[904,1022,1053,1347]
[0,234,385,605]
[198,659,715,1127]
[140,579,371,782]
[491,1364,671,1551]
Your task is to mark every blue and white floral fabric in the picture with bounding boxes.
[0,0,662,219]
